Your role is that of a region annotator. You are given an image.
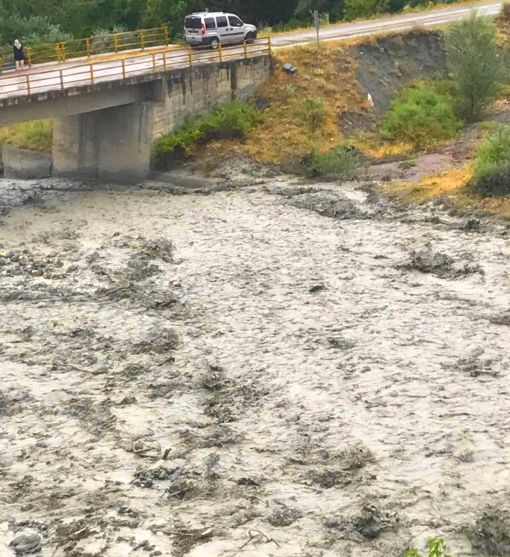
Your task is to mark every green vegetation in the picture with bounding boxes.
[382,82,461,148]
[0,120,52,151]
[345,0,390,20]
[468,125,510,197]
[404,537,452,557]
[293,96,327,133]
[153,101,260,166]
[444,14,503,122]
[288,144,362,179]
[0,0,470,49]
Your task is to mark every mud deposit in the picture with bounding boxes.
[0,171,509,557]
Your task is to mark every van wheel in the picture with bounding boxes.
[245,32,256,44]
[211,37,219,49]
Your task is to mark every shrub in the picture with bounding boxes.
[288,144,362,179]
[344,0,390,20]
[23,120,53,151]
[499,2,510,21]
[0,120,52,152]
[153,102,260,166]
[404,537,452,557]
[292,96,327,133]
[444,14,502,122]
[0,14,71,47]
[381,82,461,148]
[272,18,309,33]
[468,125,510,197]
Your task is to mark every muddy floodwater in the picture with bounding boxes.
[0,169,509,557]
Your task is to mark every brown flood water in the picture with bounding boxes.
[0,173,509,556]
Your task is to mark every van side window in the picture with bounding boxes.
[216,16,228,28]
[205,17,216,29]
[228,15,243,27]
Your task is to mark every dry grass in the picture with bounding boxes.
[394,166,473,202]
[382,165,510,219]
[232,43,368,163]
[353,132,414,158]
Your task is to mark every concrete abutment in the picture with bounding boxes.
[48,55,271,183]
[53,102,154,184]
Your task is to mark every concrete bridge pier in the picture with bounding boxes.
[53,102,154,184]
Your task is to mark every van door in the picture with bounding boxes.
[215,15,230,43]
[227,14,245,44]
[184,15,202,43]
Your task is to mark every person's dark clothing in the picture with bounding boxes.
[13,45,24,62]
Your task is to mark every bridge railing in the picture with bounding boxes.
[0,38,272,99]
[0,27,169,71]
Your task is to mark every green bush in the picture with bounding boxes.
[292,96,326,133]
[468,125,510,197]
[0,119,52,152]
[344,0,390,20]
[272,17,309,33]
[444,14,502,122]
[404,537,452,557]
[382,82,462,147]
[288,144,362,179]
[153,102,260,166]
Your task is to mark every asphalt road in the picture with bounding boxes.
[272,0,502,46]
[0,1,502,102]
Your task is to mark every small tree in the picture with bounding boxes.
[444,14,502,122]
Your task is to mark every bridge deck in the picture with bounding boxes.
[0,40,271,102]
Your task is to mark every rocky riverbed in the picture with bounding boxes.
[0,165,509,556]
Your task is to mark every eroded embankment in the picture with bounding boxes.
[222,29,447,164]
[0,167,509,557]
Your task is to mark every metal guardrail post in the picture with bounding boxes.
[59,69,64,89]
[86,38,91,58]
[60,43,66,62]
[56,43,61,62]
[89,64,94,84]
[218,43,223,62]
[26,75,31,94]
[163,51,167,71]
[114,33,119,52]
[122,59,126,79]
[152,53,156,75]
[243,41,248,59]
[140,31,145,50]
[27,47,32,67]
[163,27,169,46]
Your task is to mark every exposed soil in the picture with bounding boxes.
[0,166,509,556]
[355,31,447,115]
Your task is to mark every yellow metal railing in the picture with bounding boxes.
[0,27,169,71]
[0,38,272,99]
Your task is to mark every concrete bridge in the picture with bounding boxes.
[0,41,272,182]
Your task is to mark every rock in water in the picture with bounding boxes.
[9,533,42,555]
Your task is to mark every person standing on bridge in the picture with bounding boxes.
[13,39,25,71]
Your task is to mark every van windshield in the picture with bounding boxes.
[185,16,202,29]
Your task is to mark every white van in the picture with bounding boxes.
[184,12,257,49]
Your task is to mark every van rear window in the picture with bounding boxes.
[205,17,216,29]
[185,16,201,29]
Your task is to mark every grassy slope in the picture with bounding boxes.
[0,120,53,152]
[204,40,371,164]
